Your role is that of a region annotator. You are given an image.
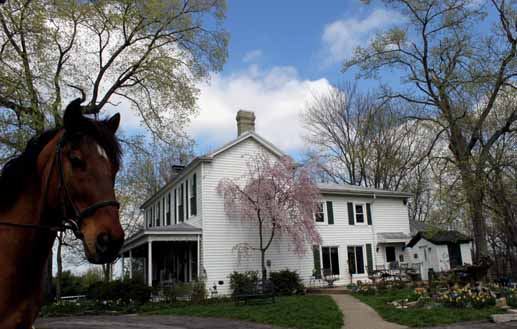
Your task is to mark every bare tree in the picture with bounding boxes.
[343,0,517,260]
[303,83,433,222]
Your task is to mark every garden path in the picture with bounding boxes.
[331,294,407,329]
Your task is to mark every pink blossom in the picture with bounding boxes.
[217,153,322,256]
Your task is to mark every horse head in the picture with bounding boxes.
[42,99,125,264]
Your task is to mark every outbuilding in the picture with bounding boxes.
[406,230,473,280]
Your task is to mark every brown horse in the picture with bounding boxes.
[0,99,124,329]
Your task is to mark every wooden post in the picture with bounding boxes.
[148,240,153,287]
[197,235,200,279]
[129,249,133,279]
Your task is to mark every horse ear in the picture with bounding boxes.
[106,113,120,133]
[63,98,84,131]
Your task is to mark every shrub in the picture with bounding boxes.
[270,269,304,295]
[191,280,207,304]
[86,279,152,304]
[229,271,259,297]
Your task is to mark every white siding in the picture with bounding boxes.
[200,137,412,293]
[460,242,473,265]
[143,167,203,229]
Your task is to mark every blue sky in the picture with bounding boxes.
[182,0,409,158]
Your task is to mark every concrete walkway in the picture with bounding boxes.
[331,294,407,329]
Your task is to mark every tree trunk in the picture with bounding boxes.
[102,264,112,282]
[56,233,63,300]
[464,175,489,261]
[260,249,267,284]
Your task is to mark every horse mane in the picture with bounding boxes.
[0,111,122,212]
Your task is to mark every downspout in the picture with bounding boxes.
[371,193,377,271]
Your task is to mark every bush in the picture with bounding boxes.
[87,279,152,304]
[270,269,304,295]
[191,280,207,303]
[229,271,259,297]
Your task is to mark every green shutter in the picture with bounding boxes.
[366,203,372,225]
[326,201,334,225]
[366,244,373,274]
[312,246,321,279]
[347,202,354,225]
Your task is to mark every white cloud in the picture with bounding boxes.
[242,49,263,63]
[188,65,331,155]
[321,8,404,65]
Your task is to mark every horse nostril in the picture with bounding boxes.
[96,233,111,254]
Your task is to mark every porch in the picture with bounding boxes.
[120,223,202,287]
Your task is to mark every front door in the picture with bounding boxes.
[385,246,396,263]
[448,243,463,269]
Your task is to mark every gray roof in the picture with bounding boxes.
[407,230,472,248]
[377,232,411,242]
[146,222,201,233]
[317,183,412,198]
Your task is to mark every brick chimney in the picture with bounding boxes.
[236,110,255,136]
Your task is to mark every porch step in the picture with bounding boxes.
[491,313,517,323]
[307,287,350,295]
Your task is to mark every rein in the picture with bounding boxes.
[0,132,119,239]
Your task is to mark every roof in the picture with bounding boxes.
[146,222,202,233]
[318,183,412,198]
[377,232,411,243]
[140,132,286,209]
[406,230,472,248]
[122,222,202,252]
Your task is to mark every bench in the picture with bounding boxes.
[234,280,276,305]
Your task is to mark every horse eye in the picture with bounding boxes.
[69,155,85,169]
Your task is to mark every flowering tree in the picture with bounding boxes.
[217,153,322,282]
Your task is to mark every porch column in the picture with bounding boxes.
[147,240,153,287]
[121,255,124,278]
[197,235,200,278]
[129,249,133,279]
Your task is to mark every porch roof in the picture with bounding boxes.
[121,223,201,254]
[377,232,411,243]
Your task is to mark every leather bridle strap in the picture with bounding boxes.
[55,134,119,239]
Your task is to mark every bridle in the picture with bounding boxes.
[0,131,119,240]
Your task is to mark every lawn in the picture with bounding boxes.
[142,295,343,329]
[353,288,506,327]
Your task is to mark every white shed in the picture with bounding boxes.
[406,230,473,280]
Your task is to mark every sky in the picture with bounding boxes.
[171,1,407,158]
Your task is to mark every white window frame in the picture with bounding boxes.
[320,245,340,276]
[348,245,366,276]
[314,202,326,224]
[354,203,366,225]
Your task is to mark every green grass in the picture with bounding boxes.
[353,288,506,327]
[142,295,343,329]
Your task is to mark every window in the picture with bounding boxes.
[166,193,171,225]
[321,246,340,275]
[190,174,197,216]
[156,202,160,226]
[355,204,365,224]
[178,183,184,222]
[348,246,365,274]
[315,202,324,222]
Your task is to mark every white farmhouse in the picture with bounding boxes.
[120,111,413,295]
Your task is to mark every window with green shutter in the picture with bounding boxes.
[326,201,334,224]
[312,246,321,279]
